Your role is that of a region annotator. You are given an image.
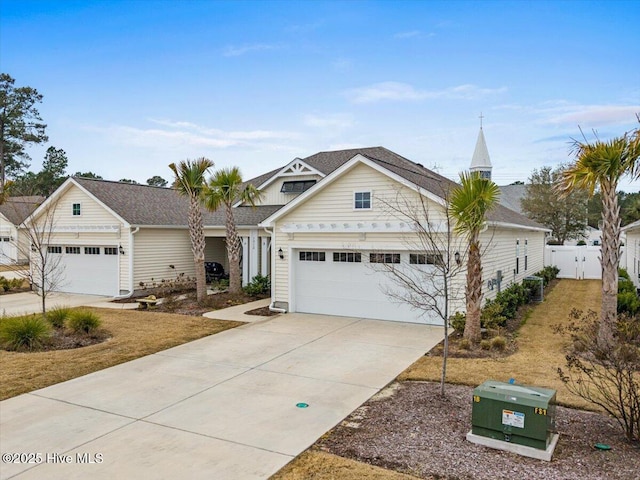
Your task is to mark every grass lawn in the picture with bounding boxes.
[271,279,607,480]
[0,307,243,400]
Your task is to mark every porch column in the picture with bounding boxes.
[249,229,259,281]
[242,237,249,286]
[261,237,270,276]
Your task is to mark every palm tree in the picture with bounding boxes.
[202,167,263,294]
[559,124,640,347]
[169,157,214,302]
[450,171,500,344]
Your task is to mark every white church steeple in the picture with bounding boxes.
[469,113,492,180]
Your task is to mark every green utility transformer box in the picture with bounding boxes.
[471,380,556,450]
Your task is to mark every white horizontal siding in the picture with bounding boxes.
[133,228,195,288]
[51,186,122,227]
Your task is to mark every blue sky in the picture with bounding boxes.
[1,0,639,190]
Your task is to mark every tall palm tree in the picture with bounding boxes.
[202,167,263,294]
[559,125,640,347]
[450,171,500,344]
[169,157,214,302]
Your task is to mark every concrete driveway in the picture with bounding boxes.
[0,291,113,316]
[0,312,443,480]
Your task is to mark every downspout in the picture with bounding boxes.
[114,226,139,299]
[263,226,286,314]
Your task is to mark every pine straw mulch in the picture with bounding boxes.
[307,381,639,480]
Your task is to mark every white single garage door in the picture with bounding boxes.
[45,245,119,296]
[293,249,442,324]
[0,236,17,264]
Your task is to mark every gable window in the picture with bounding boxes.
[85,247,100,255]
[281,180,316,194]
[299,251,325,261]
[410,252,443,266]
[370,253,400,264]
[72,203,81,216]
[66,246,81,254]
[333,252,361,263]
[354,191,371,210]
[47,246,62,254]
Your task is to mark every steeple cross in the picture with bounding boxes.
[479,112,484,128]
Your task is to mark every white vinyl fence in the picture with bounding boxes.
[544,245,614,280]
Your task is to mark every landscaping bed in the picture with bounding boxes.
[311,381,639,480]
[134,291,270,316]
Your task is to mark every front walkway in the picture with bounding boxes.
[0,312,443,480]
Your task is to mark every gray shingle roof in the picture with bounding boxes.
[74,178,282,227]
[498,184,527,215]
[73,146,544,231]
[0,196,44,225]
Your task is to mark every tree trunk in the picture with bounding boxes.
[225,202,243,294]
[188,196,207,302]
[598,181,620,347]
[463,236,483,344]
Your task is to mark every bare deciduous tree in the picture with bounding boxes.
[370,188,467,395]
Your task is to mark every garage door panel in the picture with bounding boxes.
[294,250,441,325]
[45,246,118,296]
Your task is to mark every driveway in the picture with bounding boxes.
[0,313,443,479]
[0,291,113,316]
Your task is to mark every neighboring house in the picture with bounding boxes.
[27,145,548,325]
[0,196,44,264]
[622,219,640,289]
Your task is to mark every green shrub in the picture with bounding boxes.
[449,312,466,333]
[46,306,72,329]
[480,339,491,350]
[0,276,23,292]
[243,274,270,296]
[459,338,471,350]
[491,336,507,351]
[618,291,640,316]
[619,268,631,281]
[619,278,636,294]
[577,240,587,246]
[68,310,101,334]
[481,301,507,330]
[0,315,51,351]
[536,265,559,286]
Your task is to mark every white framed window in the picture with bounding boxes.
[410,252,443,265]
[333,252,361,263]
[66,246,81,254]
[72,203,81,216]
[84,247,100,255]
[47,246,62,254]
[299,251,325,261]
[104,247,118,255]
[370,253,400,264]
[354,191,371,210]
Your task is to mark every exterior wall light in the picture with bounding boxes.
[278,248,284,259]
[119,245,125,255]
[454,251,462,266]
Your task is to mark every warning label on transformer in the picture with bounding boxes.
[502,409,525,428]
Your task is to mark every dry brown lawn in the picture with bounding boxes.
[270,451,426,480]
[397,279,601,409]
[0,307,242,400]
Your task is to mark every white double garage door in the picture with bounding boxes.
[293,249,442,325]
[45,245,119,296]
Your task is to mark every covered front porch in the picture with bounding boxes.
[204,229,271,286]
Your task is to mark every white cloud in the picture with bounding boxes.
[542,104,640,126]
[222,43,278,57]
[345,82,506,104]
[394,30,421,39]
[87,120,300,151]
[303,113,354,128]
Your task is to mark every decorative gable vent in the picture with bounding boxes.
[281,180,317,193]
[280,159,317,176]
